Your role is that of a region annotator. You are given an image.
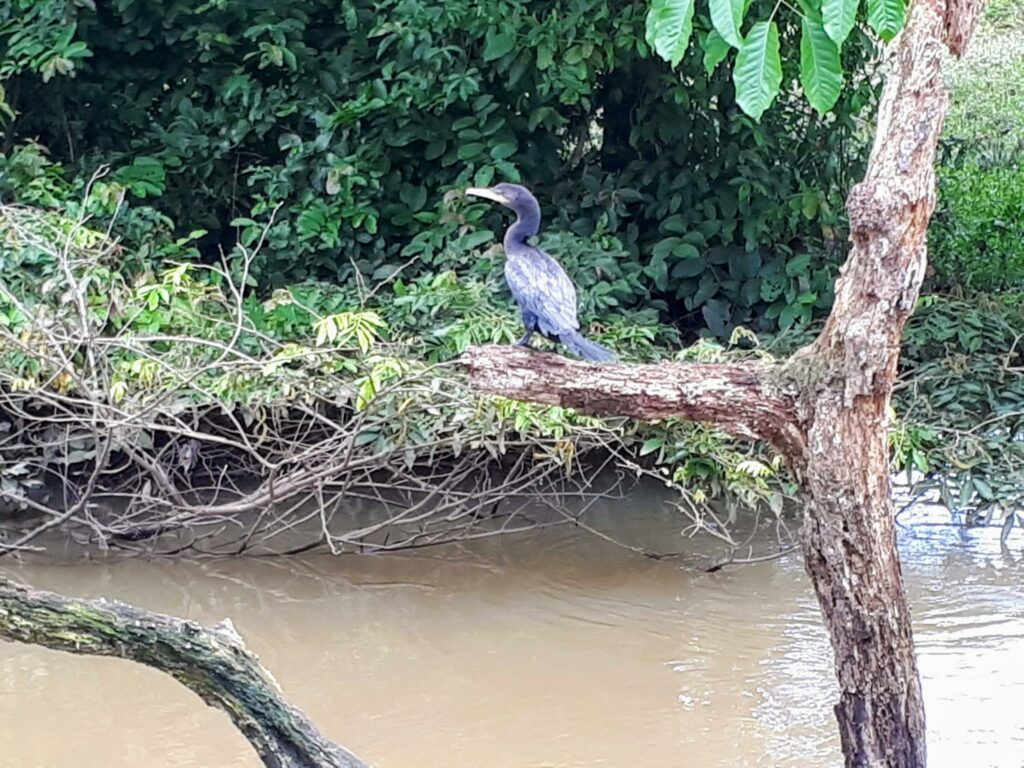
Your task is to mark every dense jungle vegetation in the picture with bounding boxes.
[0,0,1021,555]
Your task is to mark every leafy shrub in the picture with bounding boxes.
[928,163,1024,293]
[896,296,1024,528]
[2,0,881,336]
[930,6,1024,295]
[0,142,194,278]
[0,198,798,554]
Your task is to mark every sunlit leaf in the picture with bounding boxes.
[709,0,745,49]
[702,29,731,75]
[800,16,843,115]
[735,459,772,477]
[645,0,696,67]
[823,0,859,45]
[640,437,664,456]
[866,0,906,41]
[483,30,515,61]
[733,21,782,121]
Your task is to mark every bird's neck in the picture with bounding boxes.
[504,204,541,249]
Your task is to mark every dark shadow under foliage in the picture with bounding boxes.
[3,0,880,337]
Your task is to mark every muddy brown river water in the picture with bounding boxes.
[1,499,1022,767]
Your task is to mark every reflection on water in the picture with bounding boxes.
[1,496,1022,767]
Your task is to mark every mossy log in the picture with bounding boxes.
[0,577,368,768]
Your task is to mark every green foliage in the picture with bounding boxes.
[0,199,794,536]
[822,0,859,47]
[734,21,783,120]
[0,143,189,276]
[940,19,1024,167]
[800,17,843,116]
[646,0,894,120]
[1,0,1020,549]
[385,271,523,361]
[928,164,1024,293]
[895,297,1024,523]
[1,0,881,338]
[646,0,697,67]
[5,192,1023,541]
[0,1,92,98]
[931,16,1024,294]
[709,0,744,49]
[865,0,906,42]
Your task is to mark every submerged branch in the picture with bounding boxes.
[0,578,368,768]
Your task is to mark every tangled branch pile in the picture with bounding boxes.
[0,194,791,558]
[2,178,1018,559]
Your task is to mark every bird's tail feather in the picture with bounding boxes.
[560,330,617,363]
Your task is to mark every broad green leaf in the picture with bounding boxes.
[709,0,745,49]
[645,255,670,290]
[702,299,731,336]
[823,0,859,45]
[645,5,659,49]
[690,273,718,307]
[490,140,518,160]
[779,302,801,329]
[483,30,516,62]
[866,0,906,41]
[457,142,485,160]
[785,252,813,276]
[673,242,701,259]
[959,478,975,506]
[733,21,782,121]
[646,0,696,67]
[801,188,822,218]
[761,274,786,302]
[640,437,664,456]
[536,45,554,70]
[702,30,731,75]
[672,258,706,278]
[800,17,843,115]
[653,237,682,260]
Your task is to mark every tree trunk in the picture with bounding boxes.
[0,578,368,768]
[793,0,984,760]
[463,1,986,765]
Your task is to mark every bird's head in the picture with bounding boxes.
[465,183,537,214]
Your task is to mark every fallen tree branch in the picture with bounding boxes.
[0,577,368,768]
[462,345,805,455]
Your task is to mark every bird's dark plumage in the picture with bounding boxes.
[465,183,617,363]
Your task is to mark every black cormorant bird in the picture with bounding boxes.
[465,183,617,363]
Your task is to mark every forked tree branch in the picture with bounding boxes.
[0,578,368,768]
[462,345,805,456]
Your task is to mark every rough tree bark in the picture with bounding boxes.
[0,578,368,768]
[463,1,986,765]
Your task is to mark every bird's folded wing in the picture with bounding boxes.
[505,249,580,336]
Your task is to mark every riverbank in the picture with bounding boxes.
[1,194,1020,557]
[2,4,1022,557]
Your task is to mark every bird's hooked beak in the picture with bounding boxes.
[465,186,510,204]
